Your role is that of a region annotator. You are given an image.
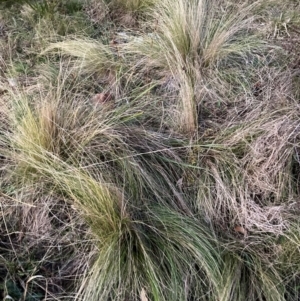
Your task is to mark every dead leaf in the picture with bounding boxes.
[140,288,148,301]
[92,92,113,105]
[234,226,247,236]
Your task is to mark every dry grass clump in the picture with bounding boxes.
[43,39,121,78]
[189,46,300,234]
[124,0,265,133]
[194,105,299,237]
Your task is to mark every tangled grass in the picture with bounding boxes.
[0,0,300,300]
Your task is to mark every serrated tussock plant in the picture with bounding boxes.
[124,0,265,134]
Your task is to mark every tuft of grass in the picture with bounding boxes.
[220,248,286,301]
[43,38,122,79]
[79,205,222,301]
[124,0,265,134]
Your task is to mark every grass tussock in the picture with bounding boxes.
[124,0,265,133]
[1,0,300,300]
[43,39,122,79]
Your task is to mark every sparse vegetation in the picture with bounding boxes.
[0,0,300,300]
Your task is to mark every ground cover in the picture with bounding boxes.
[0,0,300,300]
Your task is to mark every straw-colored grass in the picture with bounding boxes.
[1,0,300,300]
[123,0,264,133]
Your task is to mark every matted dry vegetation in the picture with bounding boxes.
[0,0,300,300]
